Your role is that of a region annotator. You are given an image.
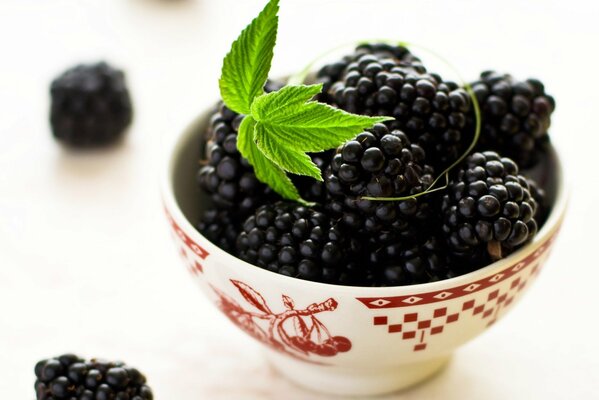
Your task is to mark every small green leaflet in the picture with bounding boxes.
[251,84,392,182]
[219,0,279,115]
[237,115,307,204]
[218,0,394,203]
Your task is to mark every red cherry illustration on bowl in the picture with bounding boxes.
[314,343,338,357]
[330,336,352,353]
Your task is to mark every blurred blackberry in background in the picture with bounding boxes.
[197,209,239,253]
[35,354,152,400]
[50,62,133,147]
[325,123,435,237]
[318,44,472,169]
[470,71,555,168]
[236,202,366,285]
[315,43,425,104]
[441,151,540,261]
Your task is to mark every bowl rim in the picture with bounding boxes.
[161,109,568,295]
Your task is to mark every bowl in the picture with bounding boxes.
[161,108,567,396]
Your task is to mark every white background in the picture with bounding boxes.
[1,0,598,398]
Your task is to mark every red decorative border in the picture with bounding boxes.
[164,207,210,260]
[357,233,557,309]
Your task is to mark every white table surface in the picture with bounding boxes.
[1,0,598,398]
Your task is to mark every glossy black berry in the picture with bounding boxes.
[236,202,366,285]
[34,354,152,400]
[315,43,425,105]
[50,62,133,147]
[442,151,540,260]
[325,123,435,237]
[470,71,555,167]
[318,44,472,168]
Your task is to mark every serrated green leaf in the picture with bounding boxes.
[237,115,307,203]
[254,122,322,180]
[219,0,279,115]
[251,85,393,153]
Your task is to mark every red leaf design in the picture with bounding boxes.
[231,280,273,315]
[293,316,309,338]
[211,286,244,313]
[282,295,295,310]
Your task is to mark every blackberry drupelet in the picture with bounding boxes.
[320,46,471,168]
[236,202,366,285]
[197,209,239,253]
[315,43,425,104]
[470,71,555,167]
[441,151,540,261]
[325,123,435,236]
[35,354,152,400]
[50,62,133,147]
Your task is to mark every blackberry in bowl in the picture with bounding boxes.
[161,1,565,395]
[162,104,566,396]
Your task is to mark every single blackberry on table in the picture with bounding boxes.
[441,151,540,261]
[319,45,471,168]
[50,62,133,147]
[470,71,555,167]
[315,43,425,104]
[35,354,152,400]
[236,202,368,285]
[197,209,239,253]
[325,123,436,237]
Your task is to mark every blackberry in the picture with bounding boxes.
[315,43,425,104]
[196,101,274,218]
[236,202,366,285]
[34,354,152,400]
[441,151,540,261]
[320,46,471,168]
[50,62,133,147]
[470,71,555,167]
[369,234,462,286]
[197,209,239,253]
[325,123,435,236]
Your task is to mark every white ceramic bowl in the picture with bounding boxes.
[161,109,567,396]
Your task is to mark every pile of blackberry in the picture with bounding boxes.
[196,44,555,287]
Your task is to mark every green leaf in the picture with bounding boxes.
[251,84,393,153]
[219,0,279,115]
[237,115,307,203]
[254,122,322,180]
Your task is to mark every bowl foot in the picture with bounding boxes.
[266,351,451,396]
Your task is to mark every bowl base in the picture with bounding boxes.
[266,351,451,396]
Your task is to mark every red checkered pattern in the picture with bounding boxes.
[360,232,557,352]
